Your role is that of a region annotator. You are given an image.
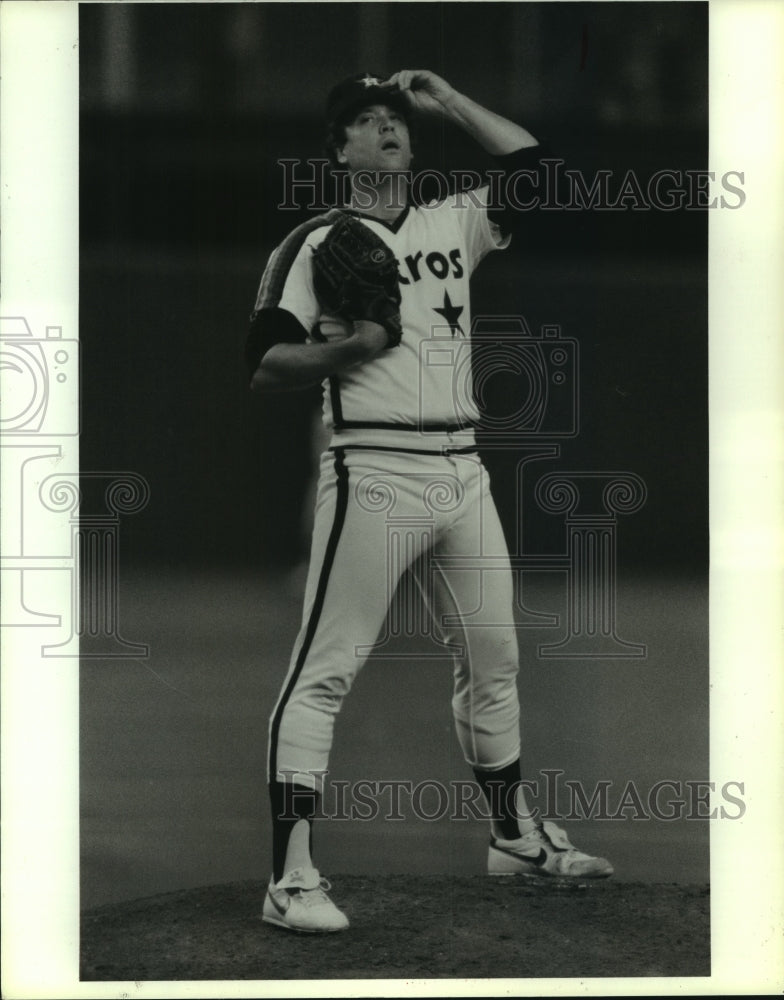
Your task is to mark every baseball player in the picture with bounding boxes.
[247,69,612,934]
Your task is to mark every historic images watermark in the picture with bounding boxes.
[277,159,746,213]
[276,769,746,823]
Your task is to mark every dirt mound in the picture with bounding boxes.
[81,875,709,981]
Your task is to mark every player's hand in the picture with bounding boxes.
[348,320,391,361]
[380,70,457,116]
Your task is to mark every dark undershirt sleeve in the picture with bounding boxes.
[245,306,309,377]
[487,142,552,237]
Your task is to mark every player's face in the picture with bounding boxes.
[336,104,412,173]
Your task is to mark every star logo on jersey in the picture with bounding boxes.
[360,74,381,88]
[433,290,464,337]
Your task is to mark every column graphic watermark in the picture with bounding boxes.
[534,473,647,657]
[354,472,466,659]
[1,316,149,658]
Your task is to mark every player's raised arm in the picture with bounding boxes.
[381,69,539,155]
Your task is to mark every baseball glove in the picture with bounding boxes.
[312,212,403,348]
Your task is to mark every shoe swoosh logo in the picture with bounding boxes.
[268,891,289,915]
[495,844,548,866]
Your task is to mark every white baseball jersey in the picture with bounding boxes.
[254,186,509,448]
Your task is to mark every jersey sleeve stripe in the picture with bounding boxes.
[254,210,342,312]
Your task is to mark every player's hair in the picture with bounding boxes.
[324,120,348,169]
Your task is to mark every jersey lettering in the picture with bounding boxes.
[426,251,449,279]
[404,250,423,281]
[398,246,463,285]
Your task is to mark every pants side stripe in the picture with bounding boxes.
[267,447,349,784]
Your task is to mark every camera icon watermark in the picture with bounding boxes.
[410,310,647,660]
[0,317,79,437]
[419,315,579,442]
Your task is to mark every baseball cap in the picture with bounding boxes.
[325,72,411,128]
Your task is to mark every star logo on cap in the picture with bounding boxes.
[360,74,381,88]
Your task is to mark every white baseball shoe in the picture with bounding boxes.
[262,866,349,933]
[488,821,614,879]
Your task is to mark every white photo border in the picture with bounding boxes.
[1,1,782,996]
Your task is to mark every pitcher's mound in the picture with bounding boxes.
[81,875,709,981]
